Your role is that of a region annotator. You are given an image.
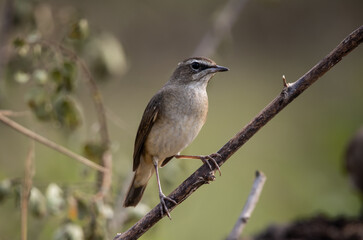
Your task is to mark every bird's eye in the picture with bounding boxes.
[191,62,200,70]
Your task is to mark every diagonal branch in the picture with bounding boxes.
[114,25,363,240]
[0,112,107,172]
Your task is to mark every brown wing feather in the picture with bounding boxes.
[133,93,162,171]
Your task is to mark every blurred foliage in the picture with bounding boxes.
[0,0,130,239]
[0,0,362,240]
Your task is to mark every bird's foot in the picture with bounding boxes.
[159,193,177,220]
[200,153,222,176]
[174,153,222,175]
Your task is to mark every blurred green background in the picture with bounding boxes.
[0,0,363,239]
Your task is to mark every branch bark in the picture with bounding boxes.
[226,171,266,240]
[114,25,363,240]
[21,142,35,240]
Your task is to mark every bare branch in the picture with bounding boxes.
[226,171,266,240]
[114,25,363,240]
[193,0,249,57]
[0,112,107,172]
[0,110,30,117]
[21,142,35,240]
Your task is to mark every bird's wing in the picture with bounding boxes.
[133,93,162,171]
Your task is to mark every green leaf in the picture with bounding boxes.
[26,87,53,121]
[13,37,25,48]
[53,95,81,130]
[51,61,77,92]
[68,19,89,40]
[82,142,106,163]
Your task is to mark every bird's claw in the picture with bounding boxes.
[197,172,216,184]
[159,193,176,219]
[201,153,222,176]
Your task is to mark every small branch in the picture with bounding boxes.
[21,142,35,240]
[0,112,107,172]
[114,25,363,240]
[0,110,30,117]
[226,171,266,240]
[193,0,249,57]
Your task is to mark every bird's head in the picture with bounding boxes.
[169,57,228,87]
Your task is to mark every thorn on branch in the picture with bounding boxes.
[282,75,288,88]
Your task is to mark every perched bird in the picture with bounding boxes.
[123,57,228,218]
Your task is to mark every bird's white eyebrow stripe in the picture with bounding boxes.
[185,59,213,66]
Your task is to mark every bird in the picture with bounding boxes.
[123,57,228,218]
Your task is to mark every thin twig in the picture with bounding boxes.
[0,110,30,117]
[21,142,35,240]
[193,0,249,57]
[114,25,363,240]
[0,112,107,172]
[226,171,266,240]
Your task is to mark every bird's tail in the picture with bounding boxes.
[123,163,154,207]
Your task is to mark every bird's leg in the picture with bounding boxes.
[152,158,177,219]
[174,153,222,176]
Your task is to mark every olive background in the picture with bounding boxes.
[0,0,363,239]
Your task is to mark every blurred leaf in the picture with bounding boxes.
[126,203,150,222]
[13,37,25,48]
[51,61,77,92]
[32,44,42,57]
[26,32,41,44]
[46,183,65,215]
[68,19,89,40]
[82,142,106,164]
[96,201,113,220]
[29,187,47,218]
[67,196,78,221]
[13,36,30,56]
[86,33,127,79]
[0,179,12,203]
[33,69,48,84]
[74,194,91,220]
[14,71,30,84]
[13,0,35,27]
[53,95,81,130]
[26,86,53,121]
[54,223,84,240]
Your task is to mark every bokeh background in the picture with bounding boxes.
[0,0,363,239]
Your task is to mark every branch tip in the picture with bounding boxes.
[282,75,288,87]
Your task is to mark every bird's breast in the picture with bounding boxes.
[145,87,208,161]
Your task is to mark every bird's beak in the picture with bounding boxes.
[211,65,229,73]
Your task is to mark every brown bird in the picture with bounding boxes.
[123,57,228,218]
